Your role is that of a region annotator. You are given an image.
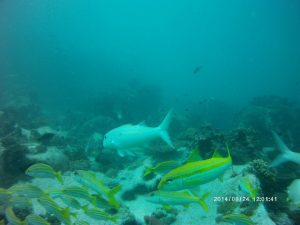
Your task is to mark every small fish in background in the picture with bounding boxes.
[103,109,174,157]
[239,175,260,199]
[221,213,255,225]
[25,214,50,225]
[158,146,232,191]
[144,160,180,177]
[198,97,215,105]
[82,205,118,224]
[146,190,210,212]
[193,65,203,75]
[269,131,300,167]
[287,179,300,208]
[25,163,63,184]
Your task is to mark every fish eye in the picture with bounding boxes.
[166,177,174,183]
[104,135,107,139]
[149,192,154,197]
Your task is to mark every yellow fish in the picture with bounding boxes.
[158,145,232,191]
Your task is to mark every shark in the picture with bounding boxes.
[270,131,300,167]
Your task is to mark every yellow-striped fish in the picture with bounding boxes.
[90,194,111,209]
[5,207,25,225]
[9,196,33,209]
[158,146,232,191]
[0,219,5,225]
[82,205,118,224]
[38,195,72,225]
[8,184,44,198]
[48,189,82,209]
[146,190,210,211]
[222,213,255,225]
[75,170,121,208]
[186,146,203,162]
[239,175,260,199]
[0,188,11,203]
[25,163,63,184]
[74,221,89,225]
[144,160,180,176]
[62,186,92,202]
[59,195,82,209]
[25,214,50,225]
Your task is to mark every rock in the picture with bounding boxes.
[26,146,70,171]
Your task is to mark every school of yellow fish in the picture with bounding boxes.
[0,145,259,225]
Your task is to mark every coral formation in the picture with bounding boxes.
[249,159,278,200]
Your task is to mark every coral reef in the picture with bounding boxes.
[217,198,239,215]
[148,207,178,225]
[226,128,264,164]
[1,93,299,224]
[0,136,32,187]
[249,159,277,194]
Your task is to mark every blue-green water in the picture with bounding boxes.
[0,1,300,225]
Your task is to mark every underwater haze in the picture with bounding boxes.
[1,0,300,115]
[1,1,300,225]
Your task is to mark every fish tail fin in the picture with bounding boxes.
[81,204,89,213]
[60,207,72,223]
[270,131,296,167]
[198,192,210,212]
[158,109,174,148]
[56,171,64,184]
[107,185,122,208]
[144,166,153,176]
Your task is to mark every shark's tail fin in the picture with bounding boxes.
[270,131,296,167]
[158,109,174,148]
